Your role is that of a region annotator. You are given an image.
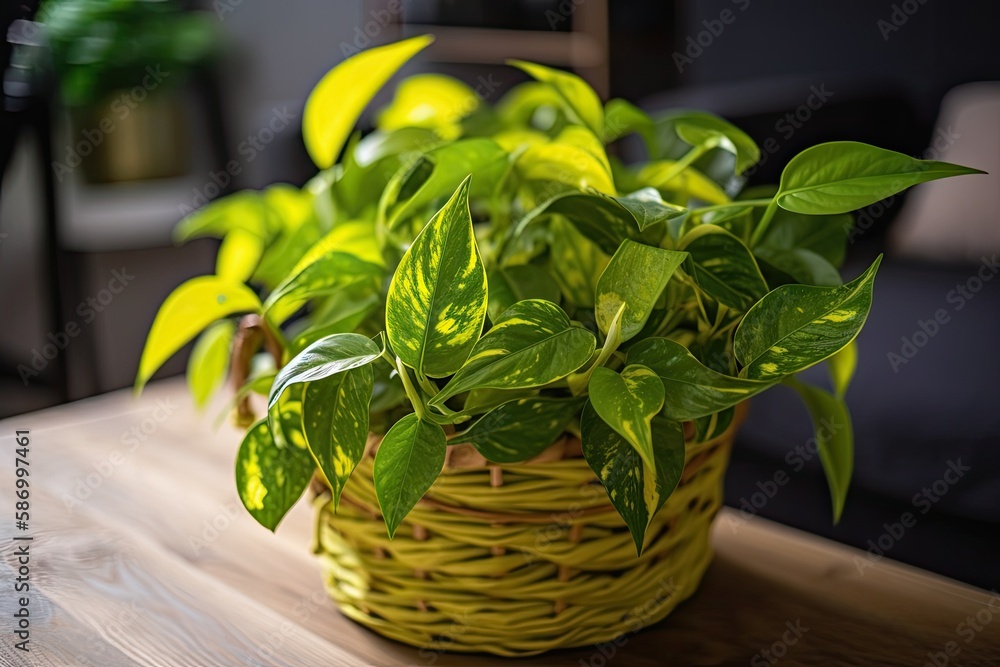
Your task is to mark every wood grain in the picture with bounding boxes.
[0,380,997,666]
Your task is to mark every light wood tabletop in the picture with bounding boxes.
[1,380,997,666]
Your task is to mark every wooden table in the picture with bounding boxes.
[2,380,998,666]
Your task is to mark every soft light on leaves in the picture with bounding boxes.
[431,299,595,405]
[786,378,853,523]
[136,276,261,392]
[235,419,315,532]
[508,60,604,137]
[776,141,985,215]
[187,320,234,408]
[263,251,382,326]
[174,190,269,242]
[373,414,446,537]
[386,177,488,377]
[581,403,684,553]
[636,160,729,205]
[302,365,373,508]
[495,81,563,128]
[735,256,882,380]
[596,239,687,342]
[555,126,612,177]
[628,337,771,421]
[304,35,433,168]
[588,365,665,472]
[376,73,479,137]
[216,228,265,283]
[268,333,381,411]
[460,396,584,463]
[671,110,761,174]
[828,340,857,398]
[680,226,768,311]
[517,141,616,195]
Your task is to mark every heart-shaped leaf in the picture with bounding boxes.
[235,418,315,532]
[302,364,373,508]
[376,73,480,135]
[581,403,684,553]
[508,60,604,137]
[373,413,446,537]
[776,141,984,215]
[269,333,381,410]
[735,256,882,380]
[596,239,687,342]
[304,35,433,168]
[136,276,262,392]
[588,364,665,471]
[671,110,761,174]
[431,299,595,405]
[680,226,768,311]
[628,337,772,420]
[460,396,584,463]
[386,177,488,378]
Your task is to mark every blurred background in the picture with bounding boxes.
[1,0,998,588]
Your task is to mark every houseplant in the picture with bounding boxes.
[33,0,216,181]
[136,36,980,655]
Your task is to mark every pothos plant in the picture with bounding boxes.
[137,36,981,553]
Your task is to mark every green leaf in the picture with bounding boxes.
[508,60,604,137]
[786,378,854,523]
[304,35,434,168]
[628,337,771,421]
[776,141,984,215]
[263,251,381,326]
[548,218,609,308]
[757,207,850,268]
[671,110,761,174]
[136,276,262,393]
[735,256,882,380]
[373,413,446,537]
[596,239,687,342]
[431,299,596,405]
[388,138,508,227]
[828,340,857,398]
[487,264,561,322]
[755,247,842,288]
[187,320,234,408]
[302,364,373,508]
[604,98,656,156]
[680,226,768,311]
[174,190,269,242]
[636,160,730,205]
[613,188,687,232]
[581,403,684,553]
[269,333,381,410]
[235,419,315,531]
[588,365,665,471]
[386,177,488,378]
[460,396,584,463]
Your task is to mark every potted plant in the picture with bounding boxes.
[136,36,981,656]
[33,0,216,182]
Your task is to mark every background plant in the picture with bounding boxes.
[137,36,981,552]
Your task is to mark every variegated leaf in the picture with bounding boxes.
[460,396,584,463]
[735,256,882,380]
[581,403,685,553]
[588,364,665,472]
[268,333,381,410]
[548,218,609,308]
[680,226,768,311]
[431,299,595,405]
[235,418,314,532]
[386,177,488,378]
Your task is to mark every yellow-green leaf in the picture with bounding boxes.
[216,228,265,283]
[136,276,261,392]
[304,35,434,169]
[187,320,235,408]
[235,418,314,532]
[508,60,604,137]
[376,73,479,138]
[588,364,665,472]
[386,177,487,377]
[373,414,446,537]
[636,160,729,205]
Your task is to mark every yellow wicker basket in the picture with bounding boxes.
[311,410,742,657]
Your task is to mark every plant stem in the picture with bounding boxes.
[749,198,779,247]
[655,141,715,186]
[391,355,426,420]
[691,198,772,215]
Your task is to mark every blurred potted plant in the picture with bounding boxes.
[136,36,980,656]
[35,0,216,182]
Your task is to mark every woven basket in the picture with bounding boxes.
[311,410,743,657]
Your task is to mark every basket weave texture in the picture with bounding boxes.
[311,414,740,657]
